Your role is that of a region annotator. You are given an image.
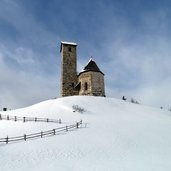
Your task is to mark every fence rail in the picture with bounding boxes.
[0,114,82,144]
[0,114,62,124]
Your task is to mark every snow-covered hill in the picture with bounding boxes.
[0,96,171,171]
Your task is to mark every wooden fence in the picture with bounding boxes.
[0,114,62,124]
[0,114,83,144]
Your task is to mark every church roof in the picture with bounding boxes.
[79,59,104,75]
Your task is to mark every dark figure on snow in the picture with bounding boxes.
[122,96,127,101]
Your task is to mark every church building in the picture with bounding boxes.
[60,41,105,97]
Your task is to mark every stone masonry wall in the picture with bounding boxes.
[91,72,105,96]
[78,71,105,96]
[78,72,92,95]
[60,44,78,96]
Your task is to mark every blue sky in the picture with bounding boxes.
[1,0,171,109]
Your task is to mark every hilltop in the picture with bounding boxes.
[0,96,171,171]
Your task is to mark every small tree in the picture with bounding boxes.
[130,98,135,103]
[135,101,139,104]
[130,98,139,104]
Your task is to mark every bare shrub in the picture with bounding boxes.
[72,105,85,113]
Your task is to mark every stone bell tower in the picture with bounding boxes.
[60,41,78,96]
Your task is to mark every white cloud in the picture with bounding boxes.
[0,1,61,109]
[0,47,58,110]
[1,1,171,109]
[13,47,35,65]
[96,8,171,108]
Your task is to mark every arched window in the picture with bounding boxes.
[84,82,88,90]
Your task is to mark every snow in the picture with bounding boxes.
[61,41,77,46]
[0,96,171,171]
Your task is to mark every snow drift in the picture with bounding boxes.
[0,96,171,171]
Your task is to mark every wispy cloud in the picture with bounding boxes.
[0,51,57,109]
[0,1,60,109]
[98,8,171,107]
[0,0,171,109]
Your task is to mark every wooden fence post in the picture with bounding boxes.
[41,131,43,138]
[76,122,79,128]
[6,136,8,144]
[53,129,56,135]
[35,117,37,122]
[23,117,26,122]
[24,134,26,141]
[80,120,82,128]
[7,115,9,120]
[47,118,49,122]
[0,114,1,120]
[66,126,68,132]
[59,119,61,124]
[15,116,17,122]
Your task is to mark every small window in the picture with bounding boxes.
[68,47,72,52]
[84,82,88,90]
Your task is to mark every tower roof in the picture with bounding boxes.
[79,59,104,75]
[60,41,77,52]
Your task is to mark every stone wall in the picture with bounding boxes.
[78,71,105,96]
[91,72,105,96]
[78,72,92,95]
[60,43,78,96]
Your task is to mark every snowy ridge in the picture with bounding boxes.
[0,96,171,171]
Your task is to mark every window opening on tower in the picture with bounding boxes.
[84,82,88,90]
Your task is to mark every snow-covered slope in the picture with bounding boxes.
[0,96,171,171]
